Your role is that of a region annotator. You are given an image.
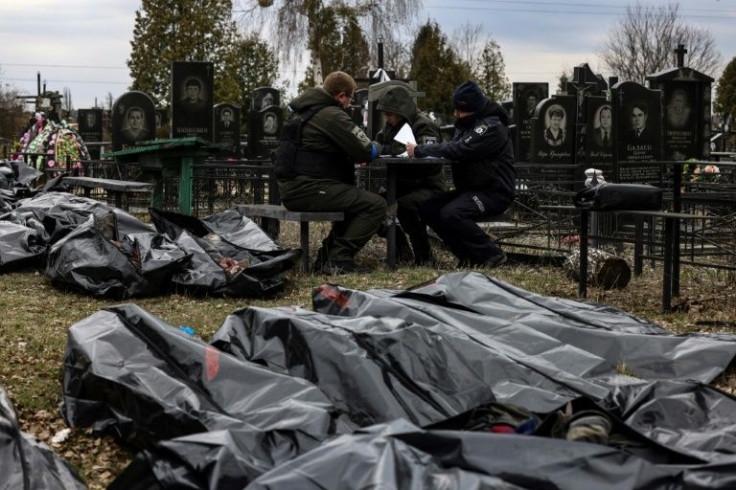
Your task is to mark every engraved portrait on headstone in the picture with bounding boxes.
[613,81,662,182]
[544,105,567,147]
[666,88,691,129]
[78,108,104,159]
[171,61,214,140]
[585,96,613,171]
[592,104,613,149]
[214,103,241,157]
[530,95,575,164]
[512,82,548,162]
[111,91,156,151]
[648,65,712,161]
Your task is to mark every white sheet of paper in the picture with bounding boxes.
[393,123,416,146]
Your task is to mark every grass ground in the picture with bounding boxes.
[1,221,735,488]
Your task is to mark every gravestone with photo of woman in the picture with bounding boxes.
[111,92,156,151]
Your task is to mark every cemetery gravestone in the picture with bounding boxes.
[249,106,282,159]
[171,61,214,141]
[530,95,576,164]
[350,88,369,129]
[585,96,614,175]
[214,103,241,157]
[248,87,281,158]
[77,108,103,159]
[111,91,157,151]
[612,81,663,183]
[647,67,713,161]
[513,83,548,162]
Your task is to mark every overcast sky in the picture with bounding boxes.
[0,0,734,112]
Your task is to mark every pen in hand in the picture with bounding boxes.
[406,142,417,158]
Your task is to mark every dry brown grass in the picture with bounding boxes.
[1,220,734,488]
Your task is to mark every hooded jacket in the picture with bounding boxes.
[375,87,444,192]
[415,99,515,200]
[285,87,375,184]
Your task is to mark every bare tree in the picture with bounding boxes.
[597,2,721,83]
[62,87,73,113]
[450,22,484,72]
[235,0,421,85]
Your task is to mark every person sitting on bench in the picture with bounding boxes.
[375,86,445,266]
[273,71,383,275]
[407,81,515,268]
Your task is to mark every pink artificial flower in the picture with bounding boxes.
[48,160,55,167]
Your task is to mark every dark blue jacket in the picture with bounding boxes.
[415,99,515,200]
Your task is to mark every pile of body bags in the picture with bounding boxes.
[54,271,736,489]
[0,160,300,298]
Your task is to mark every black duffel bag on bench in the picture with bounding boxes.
[574,183,662,211]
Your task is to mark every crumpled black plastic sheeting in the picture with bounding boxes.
[244,419,736,490]
[2,192,153,245]
[109,427,320,490]
[313,272,736,383]
[202,206,282,253]
[603,378,736,462]
[211,301,736,465]
[149,208,300,297]
[60,304,345,450]
[0,220,47,271]
[211,305,604,423]
[0,386,87,490]
[45,214,190,298]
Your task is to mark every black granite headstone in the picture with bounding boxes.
[350,88,369,129]
[612,81,663,183]
[647,67,713,161]
[214,103,241,157]
[252,87,280,111]
[513,83,549,162]
[585,97,613,173]
[530,95,576,164]
[78,108,103,159]
[111,92,157,151]
[249,106,283,158]
[171,61,214,140]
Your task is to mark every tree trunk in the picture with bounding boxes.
[566,248,632,290]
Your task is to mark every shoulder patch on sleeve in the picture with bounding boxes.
[351,125,371,144]
[474,123,489,135]
[420,136,437,145]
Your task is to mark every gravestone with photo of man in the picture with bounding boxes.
[171,61,214,141]
[585,96,614,175]
[646,45,713,161]
[248,87,281,159]
[612,81,663,183]
[77,108,103,159]
[214,103,241,157]
[111,91,157,151]
[512,82,548,162]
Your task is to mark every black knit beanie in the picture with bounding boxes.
[452,81,485,112]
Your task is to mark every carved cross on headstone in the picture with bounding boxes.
[567,66,597,120]
[675,44,688,68]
